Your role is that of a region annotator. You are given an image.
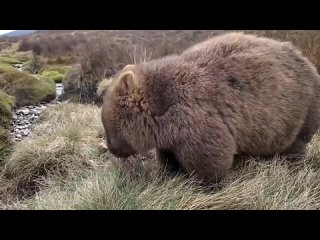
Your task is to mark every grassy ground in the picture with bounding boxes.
[1,103,320,210]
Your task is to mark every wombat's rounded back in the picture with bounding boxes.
[180,32,320,156]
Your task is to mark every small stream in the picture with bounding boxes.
[55,83,64,98]
[13,63,23,72]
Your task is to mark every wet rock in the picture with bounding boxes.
[22,109,30,115]
[31,109,40,115]
[22,130,30,136]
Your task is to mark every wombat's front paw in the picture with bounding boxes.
[98,141,108,152]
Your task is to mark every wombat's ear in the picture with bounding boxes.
[115,71,137,96]
[123,64,134,71]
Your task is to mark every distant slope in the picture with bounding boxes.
[0,30,38,37]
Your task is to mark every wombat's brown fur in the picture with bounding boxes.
[101,32,320,184]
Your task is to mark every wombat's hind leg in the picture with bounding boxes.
[155,149,183,173]
[281,106,320,161]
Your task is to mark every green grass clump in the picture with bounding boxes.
[0,69,56,106]
[0,90,15,163]
[0,90,15,111]
[0,56,21,65]
[0,63,16,71]
[0,56,21,71]
[41,71,64,83]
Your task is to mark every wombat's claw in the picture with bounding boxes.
[99,142,108,152]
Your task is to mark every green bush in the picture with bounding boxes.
[0,69,56,106]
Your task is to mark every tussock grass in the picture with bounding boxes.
[1,103,320,210]
[0,103,104,199]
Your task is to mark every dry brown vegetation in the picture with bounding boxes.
[17,31,86,57]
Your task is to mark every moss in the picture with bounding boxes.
[41,71,64,83]
[44,65,73,74]
[40,65,75,83]
[0,70,56,107]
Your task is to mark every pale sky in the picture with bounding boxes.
[0,30,15,35]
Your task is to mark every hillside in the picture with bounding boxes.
[0,30,38,37]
